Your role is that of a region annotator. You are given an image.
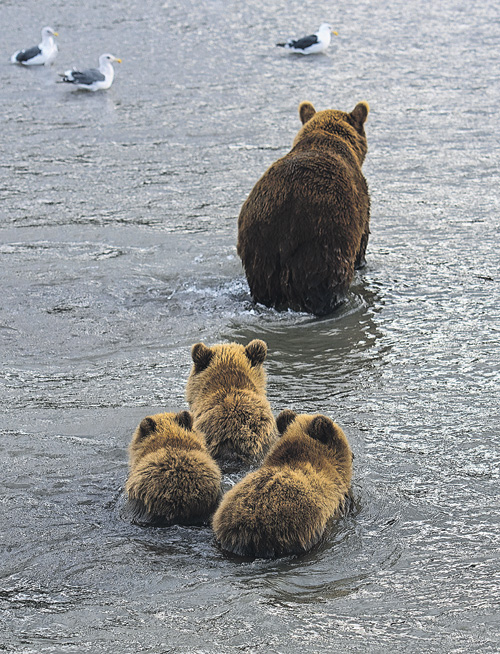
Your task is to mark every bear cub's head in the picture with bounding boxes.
[275,409,353,462]
[129,410,205,468]
[190,339,268,374]
[135,410,193,442]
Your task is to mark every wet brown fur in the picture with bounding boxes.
[125,411,222,526]
[212,411,353,558]
[237,101,370,316]
[185,340,277,469]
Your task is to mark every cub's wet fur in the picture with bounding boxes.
[212,410,353,557]
[185,340,277,470]
[125,411,222,526]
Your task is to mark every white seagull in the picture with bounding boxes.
[10,26,59,66]
[58,53,122,91]
[276,23,338,55]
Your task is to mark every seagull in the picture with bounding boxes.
[10,26,59,66]
[276,23,338,55]
[58,53,122,91]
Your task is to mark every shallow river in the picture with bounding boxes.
[1,0,499,652]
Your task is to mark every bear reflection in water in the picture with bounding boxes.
[212,410,353,558]
[238,101,370,316]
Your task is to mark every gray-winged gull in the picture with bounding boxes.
[276,23,338,55]
[59,53,121,91]
[59,53,122,91]
[11,26,58,65]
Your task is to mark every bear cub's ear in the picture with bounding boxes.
[175,411,193,430]
[299,101,316,125]
[191,343,214,372]
[307,415,338,445]
[137,416,157,441]
[244,339,267,367]
[276,409,297,435]
[350,101,370,128]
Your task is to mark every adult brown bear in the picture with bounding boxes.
[237,101,370,316]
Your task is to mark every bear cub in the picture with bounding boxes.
[237,101,370,316]
[185,339,277,470]
[125,411,222,526]
[212,410,353,558]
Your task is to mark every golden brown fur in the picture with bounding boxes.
[212,410,353,558]
[185,340,277,470]
[125,411,222,526]
[237,101,370,316]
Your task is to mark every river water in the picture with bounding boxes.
[1,0,499,652]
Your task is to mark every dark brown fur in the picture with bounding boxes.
[212,411,353,558]
[237,101,370,316]
[185,340,277,470]
[125,411,222,526]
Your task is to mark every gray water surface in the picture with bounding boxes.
[1,0,499,652]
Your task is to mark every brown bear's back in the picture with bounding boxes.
[125,411,222,526]
[237,103,370,316]
[193,388,276,467]
[213,464,330,557]
[126,446,222,526]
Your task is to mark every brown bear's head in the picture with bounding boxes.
[294,101,370,164]
[128,410,204,468]
[190,339,267,373]
[135,411,195,442]
[186,340,269,410]
[275,410,353,460]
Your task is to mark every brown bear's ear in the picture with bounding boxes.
[299,101,316,125]
[276,410,297,435]
[137,416,156,441]
[307,415,337,445]
[175,411,193,430]
[191,343,214,372]
[244,339,267,367]
[350,101,370,128]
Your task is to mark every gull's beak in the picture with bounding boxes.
[332,30,338,36]
[115,58,122,63]
[53,31,59,36]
